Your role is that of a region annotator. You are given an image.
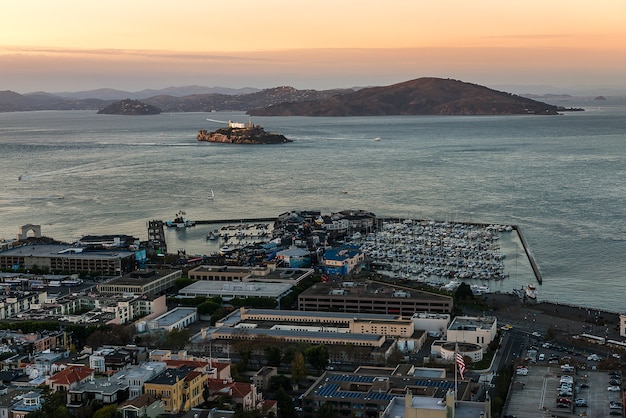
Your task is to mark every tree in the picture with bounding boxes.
[265,345,282,367]
[269,374,292,392]
[92,404,118,418]
[26,388,70,418]
[305,345,329,373]
[275,387,298,418]
[290,352,307,384]
[454,282,474,301]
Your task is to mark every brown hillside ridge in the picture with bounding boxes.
[247,77,560,116]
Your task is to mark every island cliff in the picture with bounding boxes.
[197,121,292,144]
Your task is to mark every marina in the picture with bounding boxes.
[162,214,540,297]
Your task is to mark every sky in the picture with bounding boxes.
[2,1,626,94]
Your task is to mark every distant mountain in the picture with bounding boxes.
[55,85,261,100]
[0,90,108,112]
[247,78,560,116]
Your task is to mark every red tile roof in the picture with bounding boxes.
[48,366,93,385]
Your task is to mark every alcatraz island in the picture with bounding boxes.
[197,119,292,144]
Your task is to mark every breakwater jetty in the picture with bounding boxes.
[194,217,276,225]
[512,225,542,284]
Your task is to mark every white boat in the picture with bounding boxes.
[525,283,537,299]
[374,136,381,141]
[166,210,195,228]
[208,189,215,200]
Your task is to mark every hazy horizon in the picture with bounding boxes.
[2,1,626,94]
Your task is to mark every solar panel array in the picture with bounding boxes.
[314,376,454,402]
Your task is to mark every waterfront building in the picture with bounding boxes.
[411,313,451,338]
[178,280,292,302]
[321,244,365,275]
[187,263,313,285]
[298,280,453,314]
[446,316,498,352]
[97,269,181,296]
[0,244,135,275]
[620,314,626,338]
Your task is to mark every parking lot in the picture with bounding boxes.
[505,363,623,417]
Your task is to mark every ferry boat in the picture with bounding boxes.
[166,210,195,228]
[525,283,537,300]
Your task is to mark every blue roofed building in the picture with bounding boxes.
[321,244,365,276]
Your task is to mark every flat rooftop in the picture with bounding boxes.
[179,281,292,298]
[301,280,452,301]
[105,269,179,286]
[449,316,496,330]
[0,244,132,259]
[154,307,196,327]
[244,308,400,321]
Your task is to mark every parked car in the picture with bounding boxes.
[587,354,601,361]
[607,385,621,391]
[574,398,587,407]
[610,379,621,385]
[610,401,624,409]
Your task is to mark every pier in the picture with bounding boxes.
[193,217,276,225]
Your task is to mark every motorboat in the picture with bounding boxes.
[525,283,537,299]
[208,189,215,200]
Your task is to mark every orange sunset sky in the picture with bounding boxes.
[2,1,626,93]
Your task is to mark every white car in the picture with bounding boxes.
[607,385,621,391]
[587,354,601,361]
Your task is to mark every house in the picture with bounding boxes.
[67,375,129,411]
[117,393,165,418]
[45,366,94,392]
[9,391,42,418]
[143,366,209,414]
[206,379,261,411]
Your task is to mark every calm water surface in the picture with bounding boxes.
[1,101,625,311]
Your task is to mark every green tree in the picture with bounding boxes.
[290,352,307,384]
[454,282,474,301]
[92,404,118,418]
[265,345,282,367]
[198,300,221,316]
[275,387,297,418]
[269,374,292,392]
[163,328,190,350]
[305,344,329,373]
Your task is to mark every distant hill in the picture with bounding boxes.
[97,99,161,115]
[0,86,349,113]
[247,78,560,116]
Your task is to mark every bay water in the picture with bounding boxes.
[1,101,625,312]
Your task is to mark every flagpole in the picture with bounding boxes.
[454,342,458,403]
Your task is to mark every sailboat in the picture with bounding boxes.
[208,189,215,200]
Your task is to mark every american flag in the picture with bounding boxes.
[456,352,466,380]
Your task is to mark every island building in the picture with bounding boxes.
[0,244,136,276]
[97,269,181,296]
[297,280,453,314]
[621,314,626,338]
[300,365,489,418]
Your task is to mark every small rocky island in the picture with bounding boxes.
[97,99,161,115]
[197,120,292,144]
